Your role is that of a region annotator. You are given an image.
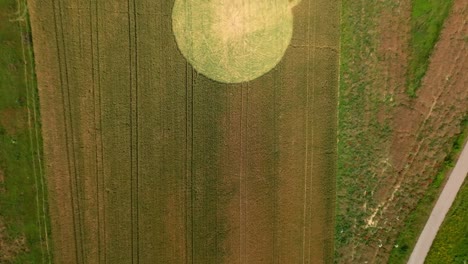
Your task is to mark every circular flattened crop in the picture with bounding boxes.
[172,0,297,83]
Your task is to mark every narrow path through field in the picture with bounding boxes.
[408,141,468,264]
[19,2,52,260]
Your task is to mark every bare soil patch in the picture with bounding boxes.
[0,168,4,193]
[370,0,467,262]
[0,108,28,136]
[0,217,28,263]
[337,0,467,262]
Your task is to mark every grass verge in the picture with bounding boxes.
[335,0,394,261]
[425,178,467,263]
[0,0,51,263]
[406,0,454,96]
[388,116,468,263]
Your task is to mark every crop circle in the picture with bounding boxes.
[172,0,295,83]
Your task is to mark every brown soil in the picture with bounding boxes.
[0,217,28,263]
[391,0,468,172]
[384,0,467,252]
[0,108,28,135]
[27,0,79,262]
[0,169,4,193]
[363,0,467,262]
[337,0,467,262]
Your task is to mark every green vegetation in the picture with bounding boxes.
[389,116,468,263]
[336,0,393,260]
[407,0,454,96]
[426,178,468,264]
[0,0,51,262]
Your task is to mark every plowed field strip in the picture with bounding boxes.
[51,0,82,262]
[60,0,86,261]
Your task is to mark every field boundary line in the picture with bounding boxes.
[26,14,52,264]
[333,0,342,260]
[27,19,52,264]
[18,1,48,260]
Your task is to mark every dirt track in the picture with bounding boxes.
[336,0,468,262]
[408,141,468,264]
[27,0,340,263]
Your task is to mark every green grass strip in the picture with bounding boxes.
[0,0,52,262]
[425,177,468,263]
[406,0,454,97]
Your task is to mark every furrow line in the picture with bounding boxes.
[273,55,279,264]
[239,84,245,264]
[133,0,139,261]
[89,0,102,262]
[56,1,86,261]
[127,0,138,262]
[245,83,249,264]
[301,0,312,261]
[190,66,194,264]
[94,1,107,262]
[51,0,82,262]
[307,0,318,262]
[185,62,194,264]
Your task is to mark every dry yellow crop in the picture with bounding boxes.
[173,0,302,83]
